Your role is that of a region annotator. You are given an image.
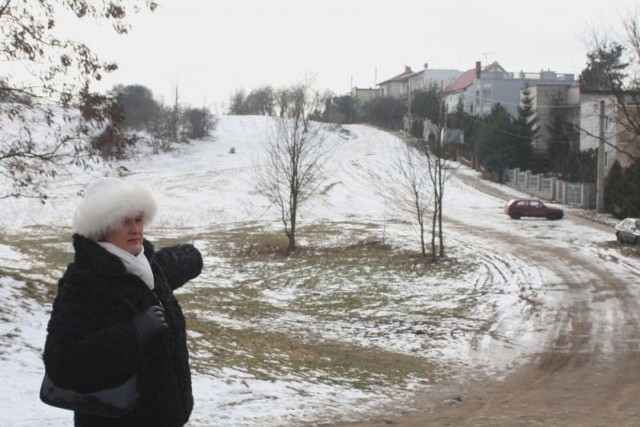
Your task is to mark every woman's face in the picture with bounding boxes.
[105,216,144,255]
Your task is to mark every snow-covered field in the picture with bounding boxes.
[0,115,632,426]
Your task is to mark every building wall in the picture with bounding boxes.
[351,87,379,104]
[579,92,618,174]
[444,92,468,115]
[414,69,461,92]
[381,68,462,99]
[527,84,578,151]
[380,81,406,98]
[471,76,574,118]
[616,108,640,168]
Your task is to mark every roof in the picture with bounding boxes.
[444,61,509,94]
[444,68,476,93]
[377,66,413,86]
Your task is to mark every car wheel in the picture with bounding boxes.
[509,213,521,220]
[616,232,624,243]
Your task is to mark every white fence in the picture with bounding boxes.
[504,168,596,209]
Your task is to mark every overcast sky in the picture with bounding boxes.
[63,0,638,112]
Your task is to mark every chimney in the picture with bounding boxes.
[475,61,482,78]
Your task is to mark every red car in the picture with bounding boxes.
[504,198,564,220]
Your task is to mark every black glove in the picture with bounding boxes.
[132,305,168,342]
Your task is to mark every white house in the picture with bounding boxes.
[378,65,461,100]
[407,64,461,93]
[378,66,413,98]
[444,61,575,118]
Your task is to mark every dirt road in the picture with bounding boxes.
[339,172,640,427]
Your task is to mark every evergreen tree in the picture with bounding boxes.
[362,97,407,130]
[605,160,640,217]
[545,91,572,177]
[566,149,597,183]
[411,83,442,124]
[605,161,626,217]
[512,85,536,169]
[578,42,628,90]
[331,95,358,124]
[447,96,476,159]
[475,104,515,180]
[622,162,640,217]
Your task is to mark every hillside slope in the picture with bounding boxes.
[1,116,637,426]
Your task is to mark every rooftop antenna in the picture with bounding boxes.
[481,52,496,64]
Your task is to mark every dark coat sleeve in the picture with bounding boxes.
[151,244,203,291]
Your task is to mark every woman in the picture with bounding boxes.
[43,177,203,427]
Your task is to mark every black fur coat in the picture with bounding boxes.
[43,234,203,427]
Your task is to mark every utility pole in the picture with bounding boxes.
[408,79,412,116]
[596,100,606,213]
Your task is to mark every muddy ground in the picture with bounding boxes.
[337,173,640,427]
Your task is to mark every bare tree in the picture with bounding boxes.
[579,11,640,164]
[255,83,328,255]
[404,87,453,259]
[228,88,248,115]
[246,85,275,116]
[394,134,452,261]
[423,137,452,258]
[274,87,290,118]
[393,145,433,257]
[614,13,640,157]
[113,84,161,130]
[183,106,217,139]
[0,0,157,200]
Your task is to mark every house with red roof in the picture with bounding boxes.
[377,64,461,100]
[377,66,414,98]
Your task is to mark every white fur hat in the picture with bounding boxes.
[72,177,157,240]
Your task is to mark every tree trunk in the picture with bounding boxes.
[419,217,426,257]
[287,191,298,256]
[430,206,437,262]
[437,157,445,257]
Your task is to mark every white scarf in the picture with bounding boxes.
[98,242,155,290]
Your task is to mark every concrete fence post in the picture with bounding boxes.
[537,173,542,192]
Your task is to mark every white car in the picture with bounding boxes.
[615,218,640,243]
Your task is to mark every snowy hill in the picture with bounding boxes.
[0,115,622,426]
